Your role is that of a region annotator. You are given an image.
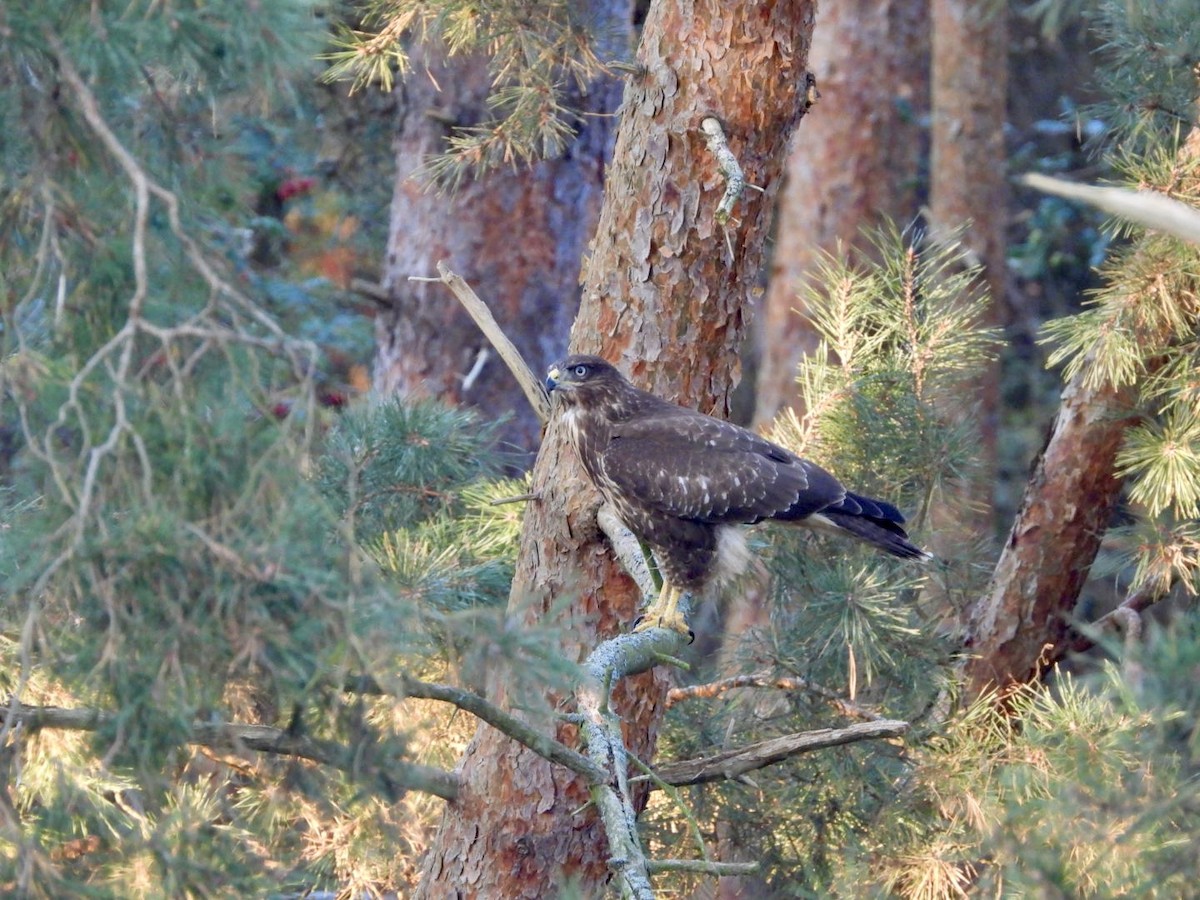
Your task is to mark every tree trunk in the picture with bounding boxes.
[754,0,929,427]
[415,1,817,895]
[962,367,1135,698]
[963,120,1200,699]
[929,0,1009,483]
[375,12,629,466]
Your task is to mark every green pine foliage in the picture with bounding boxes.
[643,230,996,896]
[0,3,526,895]
[322,0,629,185]
[1040,0,1200,599]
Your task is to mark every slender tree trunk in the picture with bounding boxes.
[375,11,629,465]
[930,0,1009,485]
[755,0,929,428]
[963,121,1200,699]
[962,367,1135,697]
[415,2,817,895]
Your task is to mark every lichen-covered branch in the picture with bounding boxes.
[578,628,691,898]
[700,116,749,226]
[647,859,760,876]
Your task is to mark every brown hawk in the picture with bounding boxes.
[546,354,929,637]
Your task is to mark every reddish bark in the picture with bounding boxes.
[755,0,929,427]
[375,15,628,464]
[415,1,817,895]
[930,0,1009,480]
[964,121,1200,698]
[963,368,1135,698]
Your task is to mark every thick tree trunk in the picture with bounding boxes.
[930,0,1009,479]
[415,1,817,895]
[375,12,629,465]
[755,0,929,427]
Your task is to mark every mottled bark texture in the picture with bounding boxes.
[962,368,1136,698]
[930,0,1009,475]
[963,121,1200,699]
[755,0,929,427]
[415,1,816,896]
[375,9,629,465]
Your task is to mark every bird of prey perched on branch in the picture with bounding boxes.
[545,355,930,638]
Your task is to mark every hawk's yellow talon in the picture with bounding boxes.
[632,583,692,638]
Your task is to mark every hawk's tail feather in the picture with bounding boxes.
[819,509,932,561]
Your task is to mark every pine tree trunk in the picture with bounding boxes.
[415,2,817,895]
[374,11,629,465]
[962,368,1135,697]
[754,0,928,427]
[963,121,1200,698]
[930,0,1009,478]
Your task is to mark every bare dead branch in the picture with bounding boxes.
[488,492,538,506]
[597,504,658,605]
[397,675,608,784]
[349,277,393,307]
[413,262,552,423]
[1068,579,1170,657]
[647,859,760,876]
[1022,173,1200,245]
[0,700,459,801]
[665,671,886,721]
[342,672,606,783]
[647,719,909,788]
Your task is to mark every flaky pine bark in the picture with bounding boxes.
[415,1,816,896]
[930,0,1009,472]
[755,0,929,427]
[962,369,1135,697]
[963,120,1200,699]
[376,9,629,463]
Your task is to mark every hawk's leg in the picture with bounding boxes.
[632,582,693,640]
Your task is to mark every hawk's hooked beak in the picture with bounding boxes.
[545,366,561,394]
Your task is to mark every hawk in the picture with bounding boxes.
[545,355,929,637]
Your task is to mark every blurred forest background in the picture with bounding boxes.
[2,0,1199,897]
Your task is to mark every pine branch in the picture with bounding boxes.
[577,625,692,898]
[965,115,1200,699]
[0,701,460,801]
[646,719,909,788]
[665,671,887,721]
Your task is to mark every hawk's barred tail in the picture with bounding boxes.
[820,510,932,561]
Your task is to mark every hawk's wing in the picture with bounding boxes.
[599,409,845,524]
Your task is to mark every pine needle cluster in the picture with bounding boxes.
[1040,0,1200,599]
[322,0,631,186]
[0,3,529,895]
[646,229,997,896]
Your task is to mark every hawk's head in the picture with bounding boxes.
[545,355,624,408]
